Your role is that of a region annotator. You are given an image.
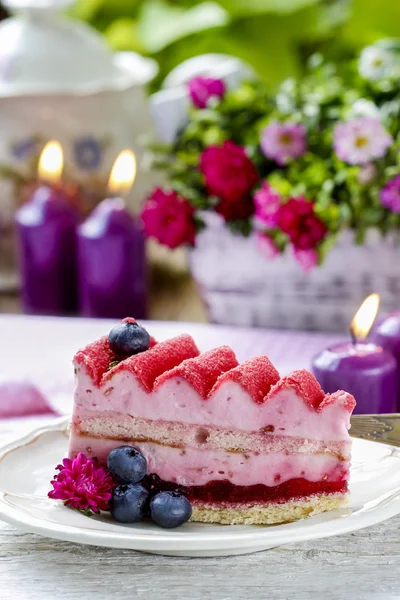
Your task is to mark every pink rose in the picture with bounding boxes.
[141,188,196,249]
[277,196,326,250]
[293,248,319,272]
[256,232,279,259]
[200,141,259,220]
[187,76,226,109]
[380,175,400,213]
[254,181,281,227]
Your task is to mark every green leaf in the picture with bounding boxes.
[227,219,252,237]
[103,18,145,52]
[318,233,339,264]
[146,2,329,91]
[68,0,105,21]
[138,0,229,53]
[342,0,400,47]
[204,5,334,88]
[355,228,366,245]
[99,0,141,19]
[217,0,319,17]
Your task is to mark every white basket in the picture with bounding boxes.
[189,213,400,332]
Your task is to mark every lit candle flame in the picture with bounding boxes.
[38,140,63,184]
[108,150,136,197]
[350,293,380,341]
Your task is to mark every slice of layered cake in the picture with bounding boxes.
[69,319,355,525]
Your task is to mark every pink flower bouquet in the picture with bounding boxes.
[143,41,400,269]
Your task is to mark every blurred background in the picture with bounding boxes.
[1,0,400,330]
[56,0,400,89]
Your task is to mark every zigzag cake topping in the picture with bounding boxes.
[74,333,355,412]
[154,346,238,398]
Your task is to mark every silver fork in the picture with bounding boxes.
[350,414,400,447]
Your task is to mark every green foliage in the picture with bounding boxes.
[217,0,320,16]
[70,0,352,90]
[138,1,228,53]
[342,0,400,46]
[104,18,144,52]
[70,0,400,91]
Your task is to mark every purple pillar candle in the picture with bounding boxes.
[370,312,400,410]
[77,198,147,319]
[15,185,79,315]
[312,342,397,414]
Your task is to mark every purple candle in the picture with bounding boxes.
[14,142,79,315]
[370,311,400,410]
[312,294,398,414]
[78,198,147,319]
[77,151,147,319]
[312,342,397,414]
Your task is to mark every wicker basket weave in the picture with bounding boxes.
[189,213,400,332]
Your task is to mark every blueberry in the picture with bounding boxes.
[150,491,192,528]
[110,483,149,523]
[108,320,150,356]
[107,446,147,483]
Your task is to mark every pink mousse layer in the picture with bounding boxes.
[74,366,352,441]
[69,433,349,487]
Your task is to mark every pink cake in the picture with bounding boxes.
[69,327,356,525]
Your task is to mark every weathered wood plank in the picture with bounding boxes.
[0,517,399,600]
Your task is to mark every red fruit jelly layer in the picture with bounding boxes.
[143,475,348,504]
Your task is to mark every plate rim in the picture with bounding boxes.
[0,417,399,552]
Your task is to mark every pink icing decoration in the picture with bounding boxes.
[73,334,356,427]
[268,370,324,410]
[154,346,238,398]
[211,356,280,404]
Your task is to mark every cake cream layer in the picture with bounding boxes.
[74,366,352,441]
[69,433,349,488]
[72,411,351,457]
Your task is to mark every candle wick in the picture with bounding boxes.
[349,326,357,346]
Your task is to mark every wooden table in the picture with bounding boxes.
[0,316,399,599]
[0,517,399,600]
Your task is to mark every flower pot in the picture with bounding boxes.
[188,213,400,332]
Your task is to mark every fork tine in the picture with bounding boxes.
[350,414,400,447]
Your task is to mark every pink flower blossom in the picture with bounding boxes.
[293,247,319,272]
[260,122,307,166]
[187,76,226,109]
[333,118,392,165]
[254,181,281,227]
[200,141,258,219]
[141,188,196,249]
[358,163,377,184]
[256,232,279,259]
[380,175,400,213]
[48,453,114,513]
[277,196,327,250]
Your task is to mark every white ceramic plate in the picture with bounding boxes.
[0,417,399,557]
